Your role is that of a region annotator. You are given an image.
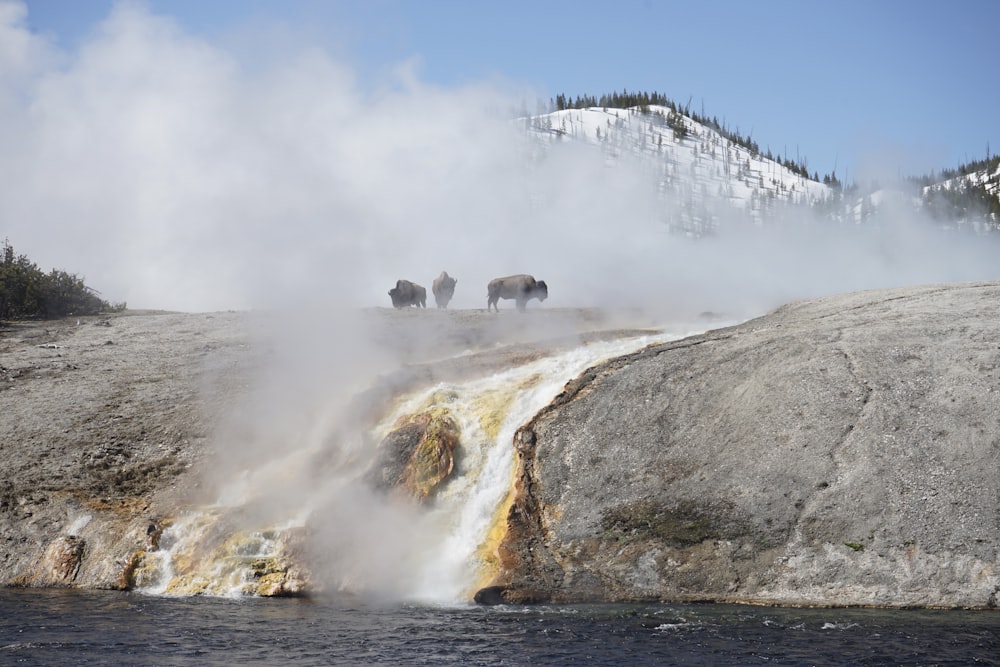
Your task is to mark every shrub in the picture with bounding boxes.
[0,239,123,320]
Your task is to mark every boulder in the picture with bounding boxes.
[369,409,460,502]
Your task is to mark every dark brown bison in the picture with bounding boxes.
[388,279,426,308]
[486,274,548,312]
[432,271,457,308]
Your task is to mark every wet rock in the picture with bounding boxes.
[248,527,311,597]
[45,535,85,583]
[118,549,148,590]
[473,585,506,605]
[473,585,548,605]
[15,535,85,586]
[252,560,309,597]
[369,409,460,502]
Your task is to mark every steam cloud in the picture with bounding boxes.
[4,2,999,601]
[3,2,998,316]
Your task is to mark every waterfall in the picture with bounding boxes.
[135,331,680,602]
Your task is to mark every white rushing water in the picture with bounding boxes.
[396,334,680,603]
[137,331,684,601]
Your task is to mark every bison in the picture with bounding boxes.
[432,271,458,308]
[486,274,548,312]
[388,279,427,308]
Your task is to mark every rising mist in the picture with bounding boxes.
[4,3,999,316]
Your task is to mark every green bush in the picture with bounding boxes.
[0,239,124,320]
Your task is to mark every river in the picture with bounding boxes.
[1,588,995,666]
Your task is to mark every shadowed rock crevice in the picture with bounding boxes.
[599,499,752,547]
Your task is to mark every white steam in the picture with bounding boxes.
[3,2,998,316]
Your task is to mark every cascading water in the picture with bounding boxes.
[135,331,681,602]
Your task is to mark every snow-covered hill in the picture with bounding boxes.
[522,105,832,235]
[920,158,1000,230]
[928,159,1000,198]
[520,105,999,234]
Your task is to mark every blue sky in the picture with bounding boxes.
[20,0,999,182]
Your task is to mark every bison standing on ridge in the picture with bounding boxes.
[432,271,458,308]
[487,274,548,312]
[388,279,427,308]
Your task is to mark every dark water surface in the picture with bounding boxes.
[0,588,996,666]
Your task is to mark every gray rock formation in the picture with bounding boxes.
[3,285,998,608]
[0,312,255,590]
[488,282,1000,608]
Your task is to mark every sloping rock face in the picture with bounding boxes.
[0,312,256,591]
[490,282,1000,608]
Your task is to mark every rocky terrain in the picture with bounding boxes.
[484,282,1000,608]
[0,311,254,589]
[0,305,651,593]
[2,284,999,609]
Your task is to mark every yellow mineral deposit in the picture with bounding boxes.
[398,408,460,501]
[130,507,303,597]
[472,374,542,442]
[471,465,517,595]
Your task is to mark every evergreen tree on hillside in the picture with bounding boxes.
[911,155,1000,227]
[549,89,828,183]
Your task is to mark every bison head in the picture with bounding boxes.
[534,280,548,302]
